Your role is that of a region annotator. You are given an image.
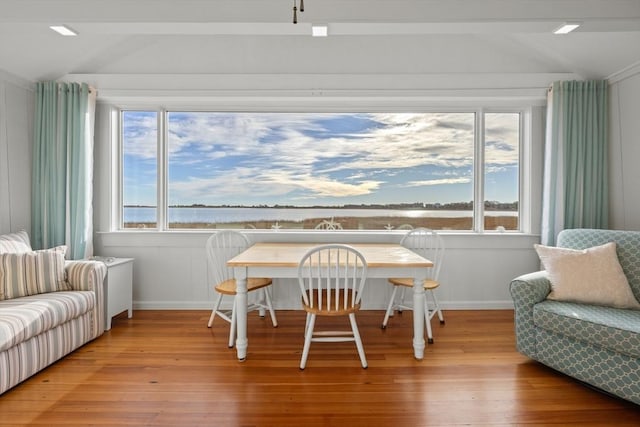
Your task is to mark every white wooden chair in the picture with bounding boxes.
[297,244,368,369]
[205,230,277,348]
[381,227,445,343]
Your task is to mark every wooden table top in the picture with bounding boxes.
[227,242,433,268]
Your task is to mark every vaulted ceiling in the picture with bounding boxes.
[1,0,639,94]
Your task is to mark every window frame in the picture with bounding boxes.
[115,104,530,234]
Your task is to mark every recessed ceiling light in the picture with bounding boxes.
[553,22,580,34]
[312,25,328,37]
[50,25,77,36]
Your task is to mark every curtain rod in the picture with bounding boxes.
[55,84,96,94]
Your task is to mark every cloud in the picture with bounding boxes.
[160,112,478,172]
[485,113,520,165]
[122,112,157,159]
[406,177,472,187]
[125,111,519,204]
[169,167,383,202]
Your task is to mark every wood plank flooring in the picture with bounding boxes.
[0,309,638,426]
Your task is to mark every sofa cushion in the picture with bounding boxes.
[534,300,640,359]
[0,230,32,254]
[0,246,71,301]
[534,242,640,310]
[0,291,95,352]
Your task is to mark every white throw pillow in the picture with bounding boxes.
[0,230,32,254]
[534,242,640,310]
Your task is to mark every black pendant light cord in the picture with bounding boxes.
[293,0,305,24]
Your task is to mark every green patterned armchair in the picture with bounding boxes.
[510,229,640,405]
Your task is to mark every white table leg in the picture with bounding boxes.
[412,276,426,359]
[234,268,249,361]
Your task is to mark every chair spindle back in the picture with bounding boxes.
[205,230,251,286]
[297,244,368,313]
[400,228,444,281]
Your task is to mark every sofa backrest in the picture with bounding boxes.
[557,228,640,302]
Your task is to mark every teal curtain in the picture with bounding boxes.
[32,82,95,259]
[541,80,609,245]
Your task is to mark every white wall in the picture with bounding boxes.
[609,63,640,231]
[0,71,33,236]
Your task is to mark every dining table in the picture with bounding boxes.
[227,242,434,361]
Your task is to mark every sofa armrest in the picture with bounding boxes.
[509,270,551,358]
[65,260,108,336]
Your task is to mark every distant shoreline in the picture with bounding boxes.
[124,203,518,212]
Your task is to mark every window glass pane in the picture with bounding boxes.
[122,111,158,229]
[484,113,520,231]
[165,112,474,230]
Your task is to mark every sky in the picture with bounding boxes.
[122,111,519,207]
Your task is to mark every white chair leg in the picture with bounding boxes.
[398,287,408,311]
[304,312,312,337]
[424,298,434,344]
[349,313,367,369]
[300,313,316,370]
[257,290,266,317]
[381,286,399,328]
[264,287,278,327]
[430,290,445,323]
[208,293,224,328]
[228,297,237,348]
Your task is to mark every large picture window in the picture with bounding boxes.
[121,109,522,231]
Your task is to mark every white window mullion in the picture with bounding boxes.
[114,108,123,231]
[474,109,485,232]
[157,109,167,230]
[519,108,530,233]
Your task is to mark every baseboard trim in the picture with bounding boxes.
[133,300,515,310]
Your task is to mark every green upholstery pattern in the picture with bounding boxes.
[534,300,640,358]
[536,329,640,404]
[510,228,640,405]
[510,271,550,358]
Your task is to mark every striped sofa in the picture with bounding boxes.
[510,229,640,405]
[0,231,107,395]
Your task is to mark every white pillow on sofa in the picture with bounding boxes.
[534,242,640,310]
[0,230,32,254]
[0,246,71,300]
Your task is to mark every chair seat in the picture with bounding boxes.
[302,290,361,316]
[214,277,273,295]
[388,277,440,290]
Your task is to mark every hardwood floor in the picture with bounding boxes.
[1,309,638,426]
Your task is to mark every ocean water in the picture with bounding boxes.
[124,207,515,224]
